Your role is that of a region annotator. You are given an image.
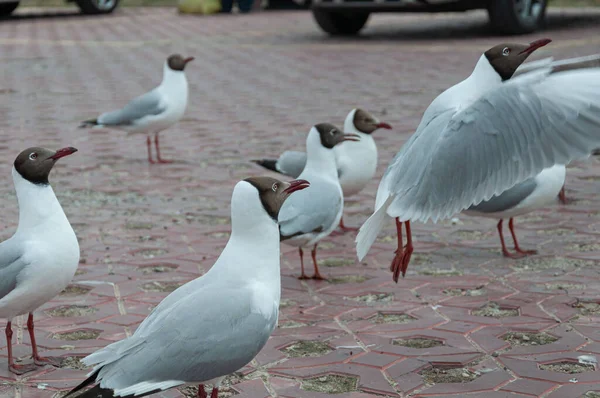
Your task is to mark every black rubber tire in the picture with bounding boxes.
[75,0,119,15]
[488,0,547,35]
[0,2,19,16]
[312,9,369,36]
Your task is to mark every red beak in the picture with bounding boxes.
[49,146,78,160]
[519,38,552,55]
[183,57,195,64]
[284,179,310,194]
[343,133,361,142]
[376,122,392,130]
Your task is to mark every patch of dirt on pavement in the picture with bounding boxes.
[348,293,393,303]
[537,228,575,236]
[371,312,416,324]
[545,282,585,291]
[279,299,296,309]
[453,230,486,240]
[419,268,463,276]
[420,367,479,384]
[443,285,486,296]
[572,300,600,315]
[584,392,600,398]
[125,221,155,230]
[568,243,600,252]
[278,321,307,329]
[282,340,332,357]
[319,258,355,267]
[139,264,178,274]
[140,281,183,293]
[393,337,443,348]
[539,361,595,374]
[46,305,98,317]
[60,284,92,296]
[329,275,369,284]
[60,356,88,370]
[502,332,558,347]
[512,257,594,271]
[301,374,358,394]
[136,248,168,259]
[472,302,518,318]
[52,330,100,341]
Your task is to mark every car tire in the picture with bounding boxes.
[488,0,547,35]
[0,2,19,16]
[312,9,370,36]
[75,0,119,14]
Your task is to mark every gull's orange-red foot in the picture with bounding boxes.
[9,363,38,375]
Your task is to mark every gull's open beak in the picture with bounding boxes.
[283,179,310,194]
[49,147,78,160]
[376,122,392,130]
[519,38,552,55]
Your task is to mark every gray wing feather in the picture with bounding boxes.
[0,239,28,299]
[384,68,600,223]
[277,151,307,178]
[98,90,166,126]
[514,55,600,77]
[279,178,342,238]
[467,177,537,213]
[89,287,274,393]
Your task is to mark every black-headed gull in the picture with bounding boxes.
[356,39,600,282]
[63,176,309,398]
[279,123,360,279]
[80,54,193,164]
[253,108,391,232]
[0,146,79,374]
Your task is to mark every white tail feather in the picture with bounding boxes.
[356,195,394,261]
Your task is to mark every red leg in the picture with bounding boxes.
[210,387,219,398]
[497,220,525,258]
[398,221,414,278]
[390,218,404,281]
[558,185,567,205]
[339,216,358,232]
[311,244,325,280]
[298,248,309,280]
[198,384,208,398]
[27,313,62,367]
[146,136,155,164]
[508,218,537,256]
[155,134,172,164]
[6,322,37,375]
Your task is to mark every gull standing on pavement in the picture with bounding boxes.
[279,123,360,280]
[80,54,193,164]
[253,108,391,231]
[0,146,79,374]
[356,39,600,282]
[64,176,310,398]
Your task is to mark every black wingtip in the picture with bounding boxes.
[79,119,98,129]
[251,159,278,173]
[63,369,103,398]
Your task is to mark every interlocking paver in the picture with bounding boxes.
[0,6,599,398]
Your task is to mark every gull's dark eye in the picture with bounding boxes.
[502,47,510,56]
[29,152,38,160]
[272,183,278,192]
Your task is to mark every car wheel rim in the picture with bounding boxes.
[514,0,543,21]
[93,0,115,10]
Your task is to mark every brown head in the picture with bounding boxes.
[314,123,360,149]
[14,146,78,185]
[167,54,195,72]
[352,109,392,134]
[484,38,552,81]
[244,176,310,221]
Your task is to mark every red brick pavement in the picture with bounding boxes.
[0,6,600,398]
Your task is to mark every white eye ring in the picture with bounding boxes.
[272,183,278,192]
[502,47,510,56]
[29,153,38,160]
[329,129,336,135]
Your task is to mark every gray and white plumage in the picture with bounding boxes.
[65,177,309,398]
[357,45,600,261]
[93,90,167,128]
